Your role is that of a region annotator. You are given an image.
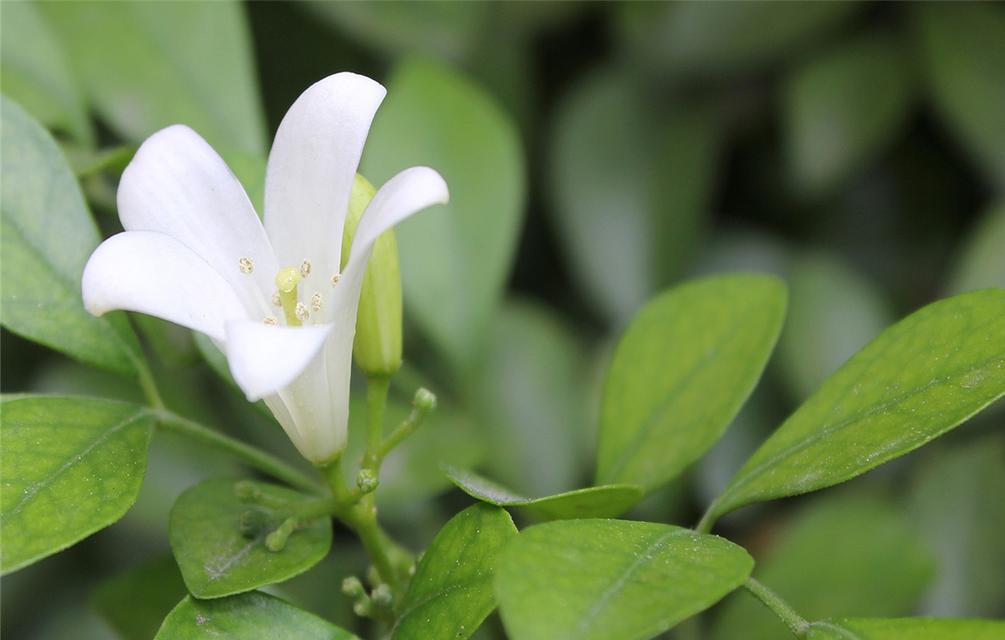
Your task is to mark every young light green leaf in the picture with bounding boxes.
[444,465,643,520]
[360,58,525,372]
[39,1,265,158]
[0,396,154,574]
[911,437,1005,617]
[495,520,753,640]
[785,32,914,195]
[94,555,187,640]
[711,493,933,640]
[1,97,140,374]
[704,288,1005,524]
[914,3,1005,190]
[0,2,93,144]
[156,592,356,640]
[807,617,1005,640]
[596,273,787,492]
[168,479,331,598]
[474,300,588,495]
[777,252,892,400]
[946,203,1005,294]
[550,69,721,325]
[392,503,517,640]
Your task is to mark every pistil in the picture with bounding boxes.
[275,266,303,326]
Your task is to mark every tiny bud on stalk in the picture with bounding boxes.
[342,174,403,377]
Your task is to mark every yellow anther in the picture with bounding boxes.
[301,260,312,277]
[330,273,341,286]
[275,266,303,326]
[271,291,281,307]
[239,257,254,274]
[311,293,322,311]
[264,315,278,326]
[295,302,310,322]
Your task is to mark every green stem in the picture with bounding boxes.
[363,376,390,471]
[378,397,432,460]
[695,506,717,534]
[743,578,809,638]
[153,409,321,494]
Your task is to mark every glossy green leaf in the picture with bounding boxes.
[156,591,356,640]
[550,69,721,324]
[392,503,517,639]
[915,3,1005,189]
[0,97,140,374]
[807,617,1005,640]
[947,204,1005,294]
[706,288,1005,523]
[444,466,642,520]
[617,2,859,76]
[39,1,265,160]
[168,479,331,598]
[911,437,1005,617]
[0,396,154,574]
[496,520,753,640]
[711,494,933,640]
[596,273,787,492]
[785,32,914,194]
[361,58,524,372]
[474,300,588,495]
[777,253,892,400]
[0,2,92,144]
[94,555,187,640]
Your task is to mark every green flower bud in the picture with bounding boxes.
[342,174,403,377]
[341,576,365,598]
[356,468,379,494]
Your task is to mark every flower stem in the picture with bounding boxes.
[378,388,436,460]
[695,507,717,534]
[363,376,390,472]
[153,409,322,494]
[743,578,810,638]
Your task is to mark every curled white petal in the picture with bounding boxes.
[82,231,246,342]
[264,72,385,309]
[118,124,277,316]
[224,320,332,402]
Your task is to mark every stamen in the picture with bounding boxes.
[295,302,310,322]
[271,291,281,307]
[311,293,322,311]
[263,315,278,326]
[301,260,312,277]
[275,266,303,326]
[238,257,254,274]
[330,273,341,286]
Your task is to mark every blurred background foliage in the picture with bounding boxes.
[1,2,1003,638]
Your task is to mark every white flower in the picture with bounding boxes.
[82,73,448,464]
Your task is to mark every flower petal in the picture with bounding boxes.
[224,319,332,402]
[82,231,246,342]
[264,72,386,307]
[117,124,277,316]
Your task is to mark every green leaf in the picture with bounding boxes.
[473,300,588,495]
[495,520,753,640]
[596,273,787,492]
[550,69,721,324]
[444,466,642,520]
[947,203,1005,294]
[168,479,331,598]
[910,436,1005,617]
[392,503,517,640]
[785,32,914,195]
[776,252,892,400]
[706,288,1005,523]
[807,617,1005,640]
[914,3,1005,190]
[0,97,140,374]
[0,396,154,574]
[156,591,356,640]
[0,2,92,144]
[360,58,525,372]
[94,555,187,640]
[617,2,859,76]
[710,493,933,640]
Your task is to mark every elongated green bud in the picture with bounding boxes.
[342,174,402,377]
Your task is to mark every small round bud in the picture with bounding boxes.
[356,469,379,494]
[234,480,261,501]
[341,576,365,598]
[371,584,393,608]
[353,600,372,618]
[414,387,437,412]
